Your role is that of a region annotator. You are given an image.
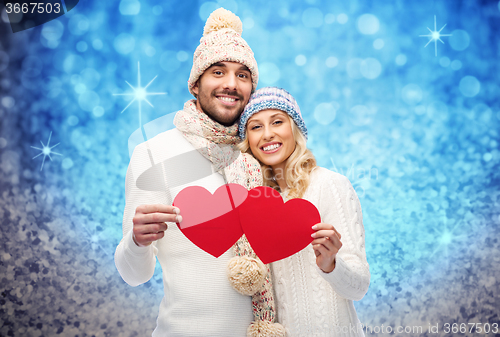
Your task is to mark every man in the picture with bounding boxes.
[114,8,280,337]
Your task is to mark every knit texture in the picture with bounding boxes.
[173,100,282,335]
[272,167,370,337]
[238,87,308,140]
[115,128,255,337]
[188,8,258,97]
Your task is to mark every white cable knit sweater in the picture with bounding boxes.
[271,167,370,337]
[114,129,253,337]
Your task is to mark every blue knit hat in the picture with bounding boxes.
[238,87,308,140]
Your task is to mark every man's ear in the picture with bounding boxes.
[192,80,199,97]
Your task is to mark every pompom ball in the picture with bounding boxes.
[227,256,267,296]
[203,7,243,36]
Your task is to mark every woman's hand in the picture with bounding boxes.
[311,223,342,273]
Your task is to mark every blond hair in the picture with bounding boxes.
[238,116,316,199]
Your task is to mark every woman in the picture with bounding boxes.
[238,87,370,337]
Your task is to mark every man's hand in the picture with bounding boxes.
[132,204,182,247]
[311,223,342,273]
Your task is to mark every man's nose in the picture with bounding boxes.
[222,73,238,90]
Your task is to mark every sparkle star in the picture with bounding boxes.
[419,15,452,56]
[113,62,166,136]
[429,222,467,265]
[31,131,62,171]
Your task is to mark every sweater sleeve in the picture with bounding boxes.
[114,146,159,287]
[316,173,370,301]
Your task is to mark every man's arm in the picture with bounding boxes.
[114,148,181,287]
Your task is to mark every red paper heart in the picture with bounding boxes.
[238,186,320,264]
[173,184,248,257]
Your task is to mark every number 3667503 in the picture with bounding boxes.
[6,2,61,14]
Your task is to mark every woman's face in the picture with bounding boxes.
[246,109,295,172]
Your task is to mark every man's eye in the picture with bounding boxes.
[214,70,223,75]
[238,73,249,78]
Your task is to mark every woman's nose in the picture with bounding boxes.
[262,125,275,140]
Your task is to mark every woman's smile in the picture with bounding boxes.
[260,142,282,153]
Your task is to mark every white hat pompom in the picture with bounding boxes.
[203,7,243,36]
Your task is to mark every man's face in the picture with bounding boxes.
[192,61,253,126]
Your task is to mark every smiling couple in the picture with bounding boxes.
[114,7,370,337]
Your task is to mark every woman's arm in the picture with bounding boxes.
[315,173,370,301]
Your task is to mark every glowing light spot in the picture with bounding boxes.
[76,41,88,52]
[314,102,338,125]
[439,57,450,67]
[440,232,453,245]
[31,131,63,171]
[259,62,280,85]
[2,96,15,109]
[145,46,156,57]
[449,30,470,51]
[243,17,254,29]
[360,58,382,79]
[177,51,188,62]
[63,54,85,74]
[113,62,167,136]
[199,2,218,21]
[419,16,452,56]
[113,34,135,55]
[395,54,407,66]
[78,91,100,112]
[62,158,74,170]
[119,0,141,15]
[134,88,146,100]
[357,14,379,35]
[81,68,101,90]
[41,20,64,40]
[295,55,307,66]
[67,116,79,126]
[337,13,348,24]
[92,39,103,50]
[350,105,375,126]
[68,14,89,35]
[326,56,338,68]
[459,76,480,97]
[93,106,105,117]
[402,84,423,105]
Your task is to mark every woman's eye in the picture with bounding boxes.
[251,125,261,130]
[274,120,283,125]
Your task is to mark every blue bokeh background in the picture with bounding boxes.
[1,0,499,336]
